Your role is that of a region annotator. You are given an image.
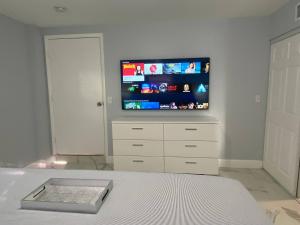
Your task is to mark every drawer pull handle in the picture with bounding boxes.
[132,160,144,163]
[185,145,197,148]
[132,144,144,147]
[185,128,197,131]
[185,161,197,164]
[132,128,144,130]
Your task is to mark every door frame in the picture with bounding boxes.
[44,33,109,163]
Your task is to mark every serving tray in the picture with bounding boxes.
[21,178,113,214]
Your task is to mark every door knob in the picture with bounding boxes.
[97,102,103,107]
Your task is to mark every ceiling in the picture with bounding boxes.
[0,0,290,27]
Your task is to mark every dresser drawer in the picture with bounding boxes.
[164,124,218,141]
[164,141,218,158]
[113,140,163,156]
[165,157,218,175]
[112,124,163,140]
[113,156,164,172]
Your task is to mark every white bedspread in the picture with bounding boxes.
[0,168,272,225]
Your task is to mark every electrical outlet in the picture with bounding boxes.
[255,95,261,103]
[107,96,112,104]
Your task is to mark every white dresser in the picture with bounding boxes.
[112,116,219,175]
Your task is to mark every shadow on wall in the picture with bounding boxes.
[222,19,270,161]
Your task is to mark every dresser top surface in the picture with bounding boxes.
[112,116,219,124]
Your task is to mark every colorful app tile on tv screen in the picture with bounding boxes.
[122,63,145,82]
[181,62,201,74]
[163,63,181,74]
[141,83,159,94]
[141,102,160,109]
[127,84,140,93]
[124,101,142,110]
[144,63,163,75]
[196,84,208,93]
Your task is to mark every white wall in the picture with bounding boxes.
[43,17,271,160]
[0,14,49,167]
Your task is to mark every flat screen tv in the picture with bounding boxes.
[120,57,210,110]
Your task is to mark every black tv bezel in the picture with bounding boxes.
[120,57,210,111]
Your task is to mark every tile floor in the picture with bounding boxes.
[220,168,300,225]
[27,155,300,225]
[27,155,113,170]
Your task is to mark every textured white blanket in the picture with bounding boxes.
[0,168,272,225]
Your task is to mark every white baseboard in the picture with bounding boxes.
[47,156,56,162]
[219,159,263,169]
[47,155,114,165]
[28,156,261,169]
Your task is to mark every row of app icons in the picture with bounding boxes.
[126,83,208,94]
[123,101,209,110]
[122,62,210,82]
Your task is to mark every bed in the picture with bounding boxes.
[0,168,272,225]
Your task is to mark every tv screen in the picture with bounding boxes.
[120,57,210,110]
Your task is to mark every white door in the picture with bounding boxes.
[263,33,300,196]
[45,35,106,155]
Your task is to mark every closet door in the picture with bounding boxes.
[263,33,300,196]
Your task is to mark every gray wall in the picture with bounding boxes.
[27,27,52,160]
[0,14,50,167]
[43,17,271,160]
[38,0,300,162]
[270,0,300,39]
[4,2,296,164]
